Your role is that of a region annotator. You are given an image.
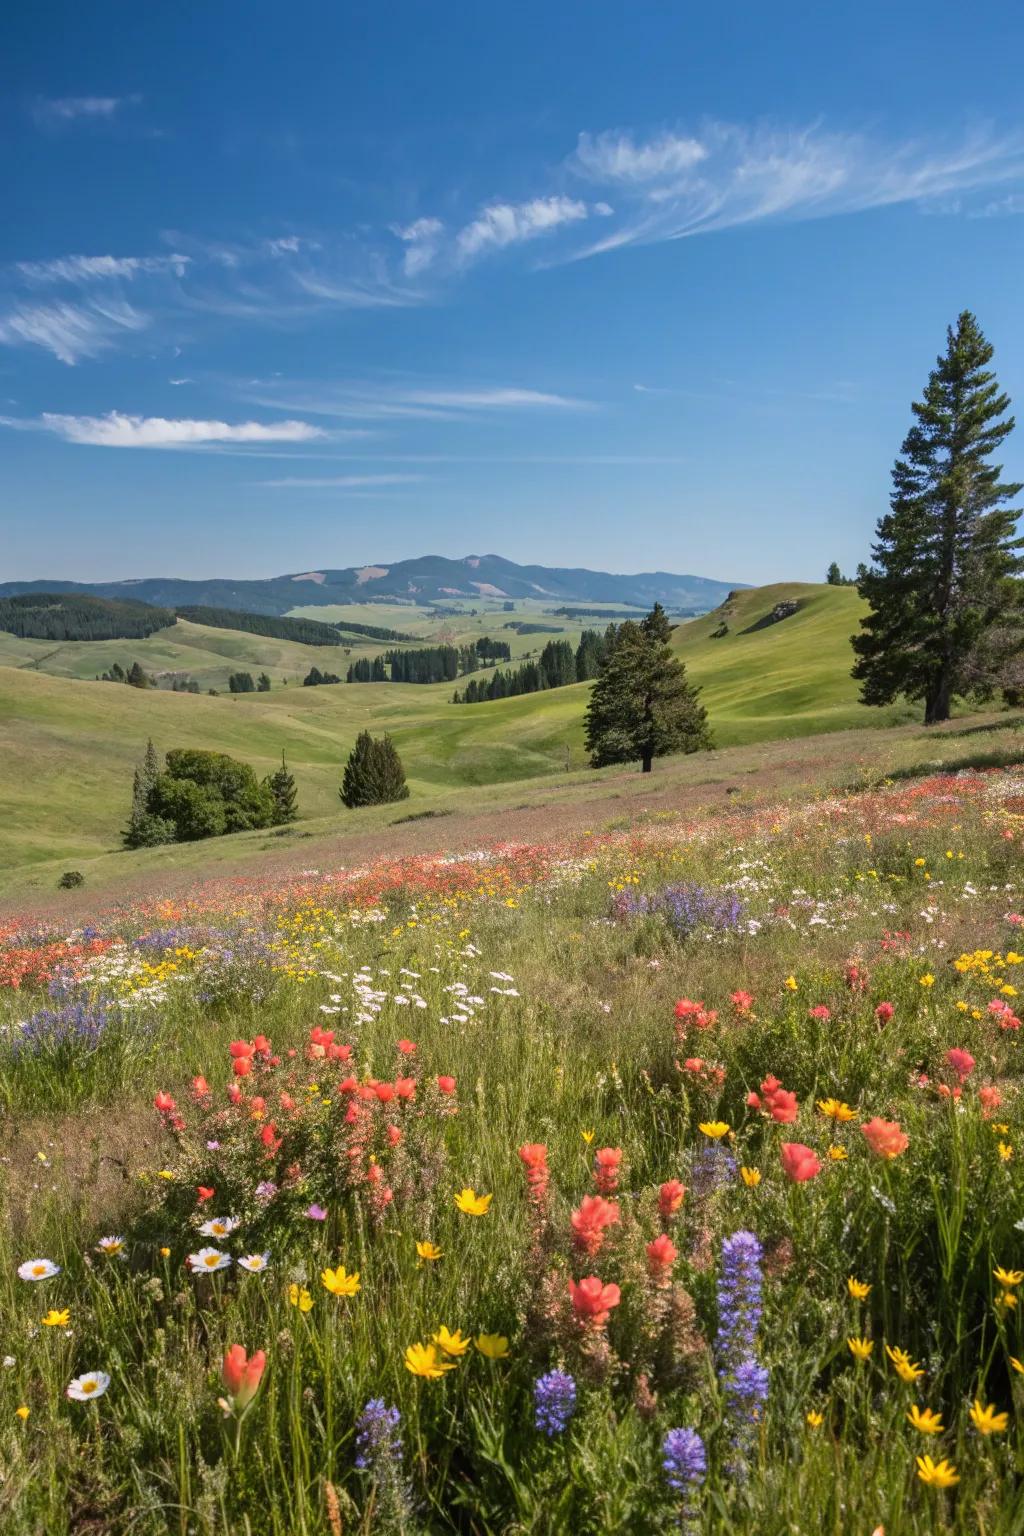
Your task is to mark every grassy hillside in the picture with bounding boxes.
[676,581,918,743]
[0,583,929,876]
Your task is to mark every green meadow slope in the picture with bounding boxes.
[0,583,920,875]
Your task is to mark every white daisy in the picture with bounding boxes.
[17,1258,60,1282]
[237,1253,271,1273]
[198,1216,239,1239]
[67,1370,110,1402]
[187,1247,232,1273]
[96,1236,126,1256]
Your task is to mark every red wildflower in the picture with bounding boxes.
[946,1047,975,1081]
[658,1179,686,1218]
[569,1275,621,1329]
[436,1075,457,1095]
[780,1142,822,1182]
[646,1232,678,1284]
[396,1039,417,1055]
[154,1091,176,1114]
[594,1146,622,1194]
[191,1076,210,1100]
[395,1076,417,1101]
[570,1194,620,1256]
[221,1345,266,1411]
[197,1186,215,1202]
[861,1118,909,1159]
[875,1002,894,1023]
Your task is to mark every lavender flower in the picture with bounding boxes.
[305,1203,327,1221]
[12,999,111,1057]
[715,1231,764,1361]
[690,1144,737,1201]
[715,1230,767,1477]
[614,883,745,939]
[355,1397,402,1469]
[534,1370,577,1437]
[662,1427,706,1526]
[354,1398,411,1530]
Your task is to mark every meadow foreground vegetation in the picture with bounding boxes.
[3,762,1024,1532]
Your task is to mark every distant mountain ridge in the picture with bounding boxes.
[0,555,746,616]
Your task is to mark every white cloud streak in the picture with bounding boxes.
[563,120,1024,258]
[32,95,140,126]
[9,412,326,448]
[236,380,589,420]
[15,253,190,285]
[259,473,424,488]
[455,197,588,261]
[0,300,148,364]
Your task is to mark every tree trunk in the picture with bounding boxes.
[641,750,653,773]
[925,674,952,724]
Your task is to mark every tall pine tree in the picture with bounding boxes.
[853,311,1023,724]
[266,751,298,824]
[340,732,410,808]
[584,605,712,772]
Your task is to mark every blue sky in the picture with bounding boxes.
[3,1,1024,585]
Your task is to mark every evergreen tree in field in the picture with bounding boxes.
[584,605,712,773]
[229,671,256,694]
[853,312,1024,724]
[826,562,843,585]
[340,732,410,808]
[126,661,150,689]
[265,751,298,824]
[123,739,174,848]
[257,673,271,692]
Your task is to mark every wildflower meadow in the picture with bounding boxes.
[3,767,1024,1533]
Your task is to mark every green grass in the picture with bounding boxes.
[0,583,986,885]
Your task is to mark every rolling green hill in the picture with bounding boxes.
[0,583,922,875]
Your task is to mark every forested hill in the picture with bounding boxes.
[0,555,745,616]
[0,592,175,641]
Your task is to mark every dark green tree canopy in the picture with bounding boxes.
[584,607,712,772]
[853,311,1023,723]
[340,732,410,808]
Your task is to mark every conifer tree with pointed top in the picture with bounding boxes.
[584,604,712,773]
[266,751,298,825]
[340,732,410,808]
[853,311,1023,724]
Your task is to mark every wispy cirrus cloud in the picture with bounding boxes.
[560,120,1024,258]
[0,299,148,365]
[16,253,190,285]
[31,94,141,127]
[454,196,590,262]
[1,412,326,448]
[391,217,445,277]
[235,378,591,420]
[258,473,425,488]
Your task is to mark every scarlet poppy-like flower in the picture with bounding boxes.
[658,1179,686,1218]
[191,1076,210,1099]
[874,1002,894,1023]
[569,1275,621,1329]
[436,1075,457,1095]
[946,1048,975,1081]
[861,1118,909,1159]
[730,990,754,1014]
[979,1084,1002,1113]
[395,1076,416,1101]
[808,1005,831,1021]
[229,1040,254,1059]
[233,1056,252,1079]
[374,1082,396,1104]
[197,1186,215,1202]
[593,1146,622,1194]
[570,1195,620,1256]
[260,1122,281,1153]
[154,1091,176,1114]
[387,1124,402,1147]
[646,1233,677,1284]
[518,1143,550,1206]
[396,1039,417,1055]
[221,1345,266,1412]
[780,1143,822,1182]
[769,1089,799,1124]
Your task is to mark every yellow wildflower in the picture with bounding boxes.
[970,1399,1009,1436]
[907,1405,944,1434]
[416,1241,442,1262]
[886,1345,925,1384]
[454,1188,492,1216]
[847,1278,871,1301]
[404,1342,457,1379]
[432,1326,471,1357]
[806,1410,824,1428]
[321,1266,360,1297]
[994,1266,1024,1288]
[15,1405,29,1421]
[848,1336,873,1362]
[698,1121,730,1140]
[581,1129,595,1145]
[287,1284,313,1312]
[818,1099,856,1122]
[828,1145,849,1161]
[475,1333,510,1359]
[41,1309,70,1327]
[999,1142,1015,1162]
[916,1455,959,1488]
[919,974,935,988]
[740,1167,762,1187]
[784,975,798,991]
